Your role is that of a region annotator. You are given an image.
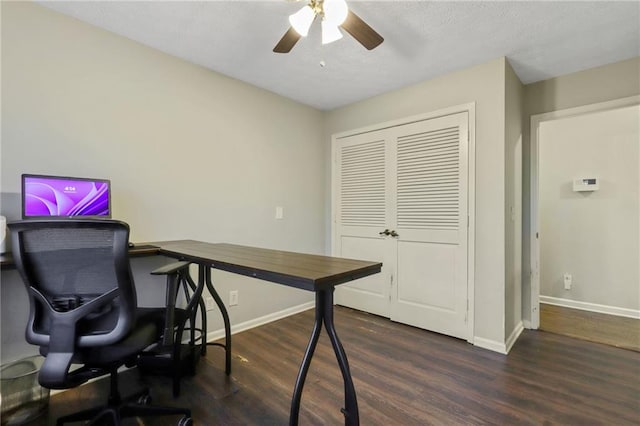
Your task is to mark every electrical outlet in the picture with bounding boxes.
[229,290,239,306]
[563,273,572,290]
[205,296,215,311]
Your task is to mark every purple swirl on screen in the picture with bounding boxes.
[24,177,110,217]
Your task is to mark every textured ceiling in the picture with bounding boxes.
[38,0,640,110]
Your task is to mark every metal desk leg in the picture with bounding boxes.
[202,266,232,375]
[289,288,359,426]
[289,295,323,426]
[183,267,208,354]
[323,289,359,425]
[161,271,179,347]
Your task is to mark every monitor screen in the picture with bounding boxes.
[22,174,111,219]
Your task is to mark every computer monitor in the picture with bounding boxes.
[22,174,111,219]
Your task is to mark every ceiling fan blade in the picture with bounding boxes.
[341,10,383,50]
[273,27,301,53]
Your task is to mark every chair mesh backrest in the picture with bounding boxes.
[10,220,136,346]
[23,228,118,298]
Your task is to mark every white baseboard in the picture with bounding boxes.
[540,296,640,319]
[473,322,523,355]
[505,321,524,354]
[473,337,507,354]
[206,301,315,342]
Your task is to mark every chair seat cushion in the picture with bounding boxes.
[79,319,158,365]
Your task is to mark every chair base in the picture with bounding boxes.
[55,371,191,426]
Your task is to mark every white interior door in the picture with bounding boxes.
[333,129,393,317]
[390,113,469,339]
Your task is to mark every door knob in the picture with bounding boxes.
[379,229,391,236]
[390,230,399,237]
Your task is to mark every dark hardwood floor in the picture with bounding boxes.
[27,306,640,425]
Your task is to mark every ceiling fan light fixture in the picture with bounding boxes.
[289,5,315,37]
[274,0,383,54]
[323,0,349,26]
[321,20,343,45]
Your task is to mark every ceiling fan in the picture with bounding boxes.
[273,0,384,53]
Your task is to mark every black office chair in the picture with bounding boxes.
[8,219,193,426]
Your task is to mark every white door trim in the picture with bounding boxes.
[331,102,476,343]
[529,95,640,329]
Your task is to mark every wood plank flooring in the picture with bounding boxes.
[28,306,640,425]
[540,303,640,352]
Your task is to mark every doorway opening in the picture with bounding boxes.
[530,96,640,349]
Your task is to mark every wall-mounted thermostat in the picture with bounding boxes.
[573,177,599,192]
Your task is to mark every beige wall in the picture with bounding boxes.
[526,58,640,116]
[539,105,639,310]
[325,58,508,347]
[1,2,324,362]
[504,61,524,341]
[523,57,640,323]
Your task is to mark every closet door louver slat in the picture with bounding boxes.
[397,126,460,231]
[340,140,386,227]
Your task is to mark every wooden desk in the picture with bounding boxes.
[3,240,381,425]
[153,241,382,426]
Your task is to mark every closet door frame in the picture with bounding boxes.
[331,102,477,343]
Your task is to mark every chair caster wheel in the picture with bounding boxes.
[178,416,193,426]
[138,394,152,405]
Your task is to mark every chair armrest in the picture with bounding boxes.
[30,287,123,388]
[151,261,191,276]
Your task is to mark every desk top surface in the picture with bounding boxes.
[155,240,381,292]
[2,240,382,292]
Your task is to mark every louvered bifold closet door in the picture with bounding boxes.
[340,138,386,229]
[390,112,469,340]
[396,121,462,242]
[334,129,393,317]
